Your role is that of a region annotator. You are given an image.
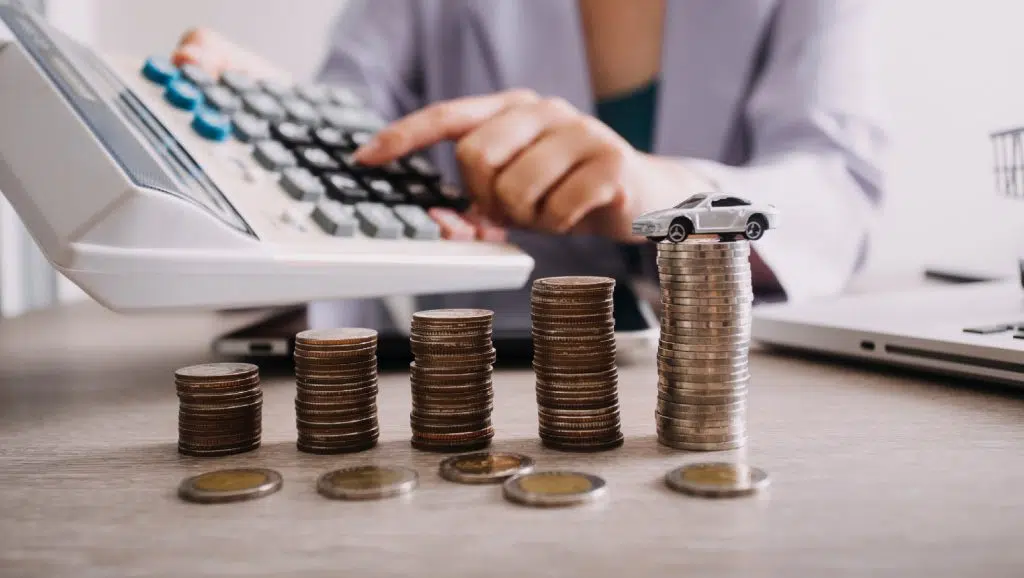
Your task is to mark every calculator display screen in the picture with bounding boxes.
[0,3,256,238]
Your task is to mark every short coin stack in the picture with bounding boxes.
[409,309,496,452]
[176,363,262,457]
[294,328,380,454]
[656,239,752,451]
[531,276,623,452]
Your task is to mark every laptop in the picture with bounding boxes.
[752,271,1024,387]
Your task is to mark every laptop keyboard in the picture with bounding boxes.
[141,56,472,241]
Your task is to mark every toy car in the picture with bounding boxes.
[631,193,779,243]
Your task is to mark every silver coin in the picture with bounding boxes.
[656,412,746,429]
[502,471,607,507]
[656,422,747,436]
[656,266,751,278]
[659,289,754,300]
[661,302,753,314]
[658,339,750,352]
[660,295,755,307]
[661,318,751,330]
[657,436,747,451]
[656,241,750,253]
[664,462,770,498]
[657,379,750,392]
[657,364,749,377]
[177,468,282,504]
[438,452,536,484]
[656,253,749,264]
[657,429,748,444]
[657,397,745,414]
[657,347,749,361]
[659,332,752,344]
[316,465,419,500]
[657,389,747,405]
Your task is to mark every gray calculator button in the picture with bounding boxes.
[259,79,293,99]
[281,97,321,126]
[280,167,325,201]
[349,130,374,147]
[221,70,257,93]
[392,204,441,240]
[204,85,241,113]
[232,112,270,142]
[312,199,358,237]
[296,84,331,105]
[319,105,385,131]
[243,92,286,122]
[180,64,215,87]
[253,140,297,171]
[367,178,405,204]
[328,86,363,108]
[354,202,402,239]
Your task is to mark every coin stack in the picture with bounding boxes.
[531,276,623,452]
[294,328,380,454]
[409,309,496,452]
[176,363,262,457]
[656,239,752,451]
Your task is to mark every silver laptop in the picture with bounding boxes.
[752,271,1024,387]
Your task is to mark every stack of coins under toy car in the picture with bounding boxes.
[176,363,263,457]
[293,328,380,454]
[531,276,623,451]
[656,239,752,450]
[409,309,496,451]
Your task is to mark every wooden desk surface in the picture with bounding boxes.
[1,302,1022,578]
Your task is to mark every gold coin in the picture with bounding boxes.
[316,465,418,500]
[502,471,607,507]
[664,462,769,497]
[438,452,535,484]
[177,468,282,503]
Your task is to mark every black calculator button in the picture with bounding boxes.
[377,160,412,180]
[280,167,325,201]
[242,92,286,122]
[221,70,258,94]
[328,86,363,108]
[354,202,403,239]
[365,178,405,205]
[333,150,372,175]
[271,121,314,148]
[280,97,321,126]
[313,127,349,150]
[232,112,270,142]
[312,199,358,237]
[180,64,215,87]
[438,183,471,212]
[297,147,341,173]
[204,85,241,114]
[323,173,370,204]
[404,155,441,181]
[259,78,293,99]
[253,140,297,171]
[403,181,440,207]
[296,84,332,105]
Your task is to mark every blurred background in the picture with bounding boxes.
[1,0,1023,316]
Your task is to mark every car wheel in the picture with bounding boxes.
[647,236,666,243]
[667,221,690,243]
[743,216,766,241]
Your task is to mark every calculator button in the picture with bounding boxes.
[393,205,441,240]
[232,112,270,142]
[164,79,203,111]
[253,140,297,171]
[191,109,233,141]
[404,155,441,181]
[280,167,325,201]
[296,84,332,105]
[323,173,370,204]
[141,56,179,85]
[438,183,471,212]
[428,208,476,241]
[377,160,412,180]
[319,105,385,131]
[404,182,440,207]
[312,199,358,237]
[259,79,293,99]
[354,202,402,239]
[180,64,215,87]
[366,178,405,205]
[221,70,258,93]
[281,97,321,126]
[313,127,349,150]
[242,92,286,122]
[270,121,314,148]
[328,86,363,108]
[348,130,374,148]
[333,150,371,174]
[203,85,241,114]
[297,147,341,173]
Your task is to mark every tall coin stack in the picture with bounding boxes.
[531,276,623,452]
[409,309,496,452]
[656,239,752,451]
[176,363,262,457]
[294,328,380,454]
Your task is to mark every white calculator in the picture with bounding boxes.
[0,2,533,312]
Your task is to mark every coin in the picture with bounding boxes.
[296,327,377,345]
[438,452,536,484]
[658,437,747,451]
[177,468,282,504]
[175,363,258,381]
[502,471,607,507]
[316,465,419,500]
[664,462,769,498]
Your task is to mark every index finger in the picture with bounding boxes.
[353,89,540,165]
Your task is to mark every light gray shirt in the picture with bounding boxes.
[309,0,888,331]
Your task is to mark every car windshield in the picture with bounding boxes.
[674,195,706,209]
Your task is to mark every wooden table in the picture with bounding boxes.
[1,302,1022,578]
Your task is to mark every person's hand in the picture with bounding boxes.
[171,27,279,78]
[353,90,710,242]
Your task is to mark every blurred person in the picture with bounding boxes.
[173,0,887,328]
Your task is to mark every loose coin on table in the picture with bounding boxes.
[317,465,419,500]
[502,471,607,507]
[439,452,536,484]
[664,462,770,498]
[177,468,283,504]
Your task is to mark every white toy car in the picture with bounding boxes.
[631,193,779,243]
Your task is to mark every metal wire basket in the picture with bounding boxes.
[990,127,1024,199]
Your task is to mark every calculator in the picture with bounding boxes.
[0,2,533,311]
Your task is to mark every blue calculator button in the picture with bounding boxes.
[141,56,179,86]
[192,109,233,141]
[164,79,203,111]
